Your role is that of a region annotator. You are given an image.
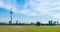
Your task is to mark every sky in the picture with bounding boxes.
[0,0,60,23]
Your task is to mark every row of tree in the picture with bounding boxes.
[0,20,59,26]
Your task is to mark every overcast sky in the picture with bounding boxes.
[0,0,60,23]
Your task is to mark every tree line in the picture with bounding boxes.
[0,20,59,26]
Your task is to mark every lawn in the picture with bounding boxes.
[0,25,60,32]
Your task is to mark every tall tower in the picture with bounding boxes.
[10,11,13,24]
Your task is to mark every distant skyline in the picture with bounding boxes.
[0,0,60,23]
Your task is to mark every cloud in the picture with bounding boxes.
[22,0,60,16]
[0,0,60,17]
[48,11,60,20]
[0,0,18,12]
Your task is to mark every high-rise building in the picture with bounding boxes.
[9,21,12,24]
[49,20,52,25]
[16,20,18,24]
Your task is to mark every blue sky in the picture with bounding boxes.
[0,0,60,23]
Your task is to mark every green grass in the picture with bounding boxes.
[0,25,60,32]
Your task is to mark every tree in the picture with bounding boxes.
[53,21,56,25]
[36,21,41,26]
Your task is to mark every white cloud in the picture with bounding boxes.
[0,0,17,12]
[0,18,10,23]
[0,0,60,17]
[0,0,60,23]
[49,13,60,20]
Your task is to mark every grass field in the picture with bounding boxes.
[0,25,60,32]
